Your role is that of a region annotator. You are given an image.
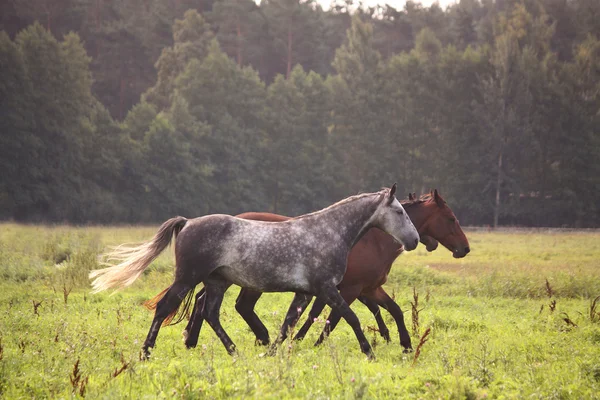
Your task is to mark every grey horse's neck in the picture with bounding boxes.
[295,192,382,249]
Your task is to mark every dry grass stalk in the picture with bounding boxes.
[63,283,72,304]
[367,326,379,349]
[70,358,88,397]
[590,296,600,323]
[545,278,553,298]
[549,300,556,313]
[32,300,42,316]
[412,327,432,367]
[560,312,578,328]
[112,353,130,378]
[0,337,3,361]
[411,287,424,336]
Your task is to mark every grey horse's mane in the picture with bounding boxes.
[291,189,386,221]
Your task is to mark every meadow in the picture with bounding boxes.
[1,223,599,399]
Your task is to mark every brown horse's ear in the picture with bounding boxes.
[408,192,414,201]
[433,189,445,207]
[387,183,397,204]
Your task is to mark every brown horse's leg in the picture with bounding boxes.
[293,297,327,341]
[183,287,205,345]
[268,293,312,355]
[234,288,269,345]
[184,288,206,348]
[357,295,391,342]
[202,277,236,355]
[318,285,374,360]
[142,280,193,359]
[368,286,412,352]
[314,285,362,346]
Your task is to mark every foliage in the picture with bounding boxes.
[0,0,599,226]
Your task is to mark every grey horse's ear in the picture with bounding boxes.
[387,183,397,204]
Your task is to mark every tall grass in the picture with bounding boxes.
[0,224,599,398]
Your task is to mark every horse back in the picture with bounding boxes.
[236,212,291,223]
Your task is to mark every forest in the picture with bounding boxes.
[0,0,599,227]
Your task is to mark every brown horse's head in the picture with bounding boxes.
[405,190,470,258]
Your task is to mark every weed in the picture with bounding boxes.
[0,337,3,361]
[411,286,424,336]
[63,283,72,305]
[560,312,578,328]
[70,358,88,397]
[111,353,130,379]
[412,327,432,367]
[472,339,495,387]
[590,296,600,323]
[32,300,42,316]
[545,278,554,298]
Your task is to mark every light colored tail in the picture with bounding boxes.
[89,216,188,293]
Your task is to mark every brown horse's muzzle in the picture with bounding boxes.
[453,246,470,258]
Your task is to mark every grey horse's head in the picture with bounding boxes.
[370,184,420,251]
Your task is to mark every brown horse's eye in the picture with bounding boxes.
[449,217,456,223]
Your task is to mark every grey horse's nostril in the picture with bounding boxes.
[465,246,470,254]
[414,238,419,247]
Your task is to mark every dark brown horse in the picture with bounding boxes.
[181,190,469,352]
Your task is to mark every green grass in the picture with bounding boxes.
[1,224,600,398]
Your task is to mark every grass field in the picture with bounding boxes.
[1,223,600,399]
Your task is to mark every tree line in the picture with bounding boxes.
[0,0,599,227]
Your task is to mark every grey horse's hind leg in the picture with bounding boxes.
[142,280,193,359]
[202,277,236,354]
[318,286,375,360]
[293,296,327,341]
[268,293,312,355]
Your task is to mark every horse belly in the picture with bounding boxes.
[216,263,311,293]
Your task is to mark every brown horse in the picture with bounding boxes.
[179,190,469,352]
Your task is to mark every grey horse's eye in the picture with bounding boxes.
[396,209,404,215]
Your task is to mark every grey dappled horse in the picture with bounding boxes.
[90,184,419,359]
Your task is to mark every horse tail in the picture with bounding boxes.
[89,216,188,293]
[144,286,196,326]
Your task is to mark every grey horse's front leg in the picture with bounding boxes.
[318,285,375,360]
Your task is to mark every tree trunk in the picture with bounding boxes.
[493,148,503,228]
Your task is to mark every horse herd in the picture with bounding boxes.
[90,185,470,360]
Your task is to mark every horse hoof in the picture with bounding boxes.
[185,341,197,349]
[140,348,151,361]
[255,338,270,346]
[266,346,278,357]
[402,347,414,354]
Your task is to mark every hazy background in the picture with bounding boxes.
[0,0,598,227]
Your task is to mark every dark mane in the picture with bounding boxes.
[401,193,434,208]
